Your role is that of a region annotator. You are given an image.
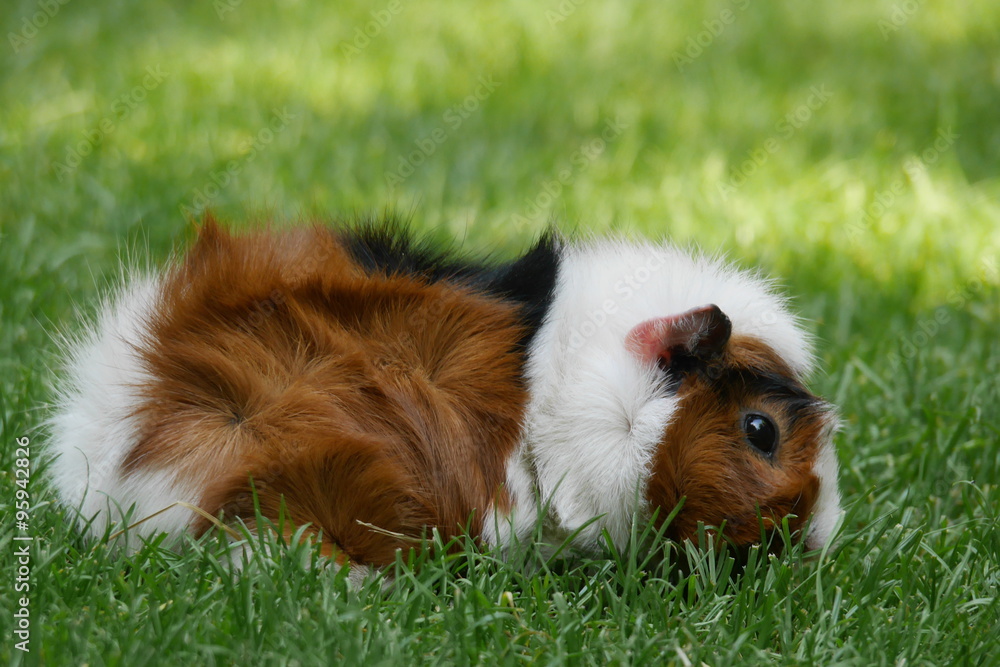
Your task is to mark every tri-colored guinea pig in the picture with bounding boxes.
[48,218,842,569]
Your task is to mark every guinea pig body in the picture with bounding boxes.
[47,220,842,567]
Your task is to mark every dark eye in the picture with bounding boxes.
[743,413,778,455]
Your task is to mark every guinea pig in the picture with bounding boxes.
[47,217,842,569]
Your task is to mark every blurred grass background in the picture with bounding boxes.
[1,0,999,664]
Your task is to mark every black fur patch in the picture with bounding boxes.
[339,215,560,350]
[714,369,826,428]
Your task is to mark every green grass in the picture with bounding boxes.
[2,0,999,664]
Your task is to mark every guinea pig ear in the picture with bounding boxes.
[625,304,732,369]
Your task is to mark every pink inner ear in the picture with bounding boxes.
[626,318,679,365]
[625,304,732,367]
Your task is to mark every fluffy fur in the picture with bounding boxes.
[50,221,535,563]
[485,241,841,551]
[48,220,842,568]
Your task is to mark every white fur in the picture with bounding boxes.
[805,413,844,550]
[492,239,832,551]
[47,271,200,548]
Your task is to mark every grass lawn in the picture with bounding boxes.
[2,0,999,664]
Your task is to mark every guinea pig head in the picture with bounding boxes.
[627,304,841,550]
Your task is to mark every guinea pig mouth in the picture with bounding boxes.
[665,528,797,581]
[716,507,816,554]
[718,528,800,571]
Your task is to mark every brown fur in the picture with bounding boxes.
[127,220,526,566]
[645,334,827,546]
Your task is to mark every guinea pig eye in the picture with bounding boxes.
[742,413,778,456]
